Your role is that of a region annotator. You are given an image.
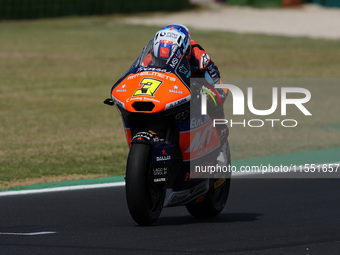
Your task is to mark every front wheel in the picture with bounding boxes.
[125,143,165,226]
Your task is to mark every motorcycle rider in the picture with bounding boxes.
[116,24,229,159]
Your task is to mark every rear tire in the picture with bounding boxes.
[186,141,231,219]
[125,143,165,226]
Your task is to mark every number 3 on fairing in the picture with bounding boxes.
[133,78,162,96]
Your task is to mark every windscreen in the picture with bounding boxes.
[137,40,191,87]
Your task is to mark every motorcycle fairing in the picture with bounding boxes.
[163,180,209,207]
[109,40,223,207]
[112,72,190,112]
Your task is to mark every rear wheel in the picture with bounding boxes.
[186,141,231,219]
[125,143,165,226]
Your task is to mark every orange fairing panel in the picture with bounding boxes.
[179,120,220,161]
[111,71,191,113]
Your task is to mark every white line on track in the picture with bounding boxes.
[0,182,125,197]
[0,231,57,236]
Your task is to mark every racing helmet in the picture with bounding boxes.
[151,24,191,67]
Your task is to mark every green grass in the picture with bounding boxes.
[0,16,340,185]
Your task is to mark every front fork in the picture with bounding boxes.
[131,131,176,184]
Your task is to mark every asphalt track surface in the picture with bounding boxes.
[1,178,340,255]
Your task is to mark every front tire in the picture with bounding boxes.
[125,143,165,226]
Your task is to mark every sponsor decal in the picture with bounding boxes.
[127,72,176,82]
[200,53,210,69]
[169,57,179,69]
[136,67,169,73]
[160,31,178,39]
[152,145,175,163]
[190,115,211,129]
[153,167,168,176]
[170,192,188,205]
[127,96,160,104]
[185,123,214,153]
[127,96,142,102]
[154,178,166,182]
[156,155,171,161]
[200,85,220,108]
[178,64,190,78]
[169,85,183,94]
[134,78,162,97]
[143,97,160,103]
[175,109,190,121]
[165,95,190,110]
[132,131,153,141]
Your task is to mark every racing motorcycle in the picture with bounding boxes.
[104,41,231,226]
